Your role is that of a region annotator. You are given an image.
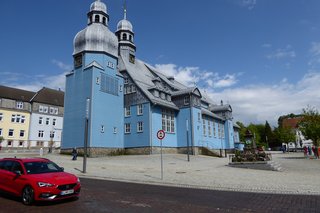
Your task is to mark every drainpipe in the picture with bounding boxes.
[149,103,153,154]
[189,93,195,155]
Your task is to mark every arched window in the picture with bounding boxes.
[89,15,93,24]
[129,35,132,42]
[122,33,127,40]
[95,15,100,23]
[102,17,106,25]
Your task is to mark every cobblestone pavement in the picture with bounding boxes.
[1,151,319,195]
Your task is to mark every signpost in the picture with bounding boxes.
[157,130,165,180]
[83,98,90,173]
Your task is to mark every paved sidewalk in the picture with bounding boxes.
[1,151,319,195]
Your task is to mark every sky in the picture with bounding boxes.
[1,0,320,127]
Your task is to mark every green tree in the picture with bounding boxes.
[0,136,3,143]
[274,127,295,144]
[236,121,246,142]
[299,106,320,146]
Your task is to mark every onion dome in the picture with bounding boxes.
[73,0,118,57]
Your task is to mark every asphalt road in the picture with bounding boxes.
[1,178,320,213]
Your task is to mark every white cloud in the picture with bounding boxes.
[52,59,72,71]
[155,64,238,89]
[308,42,320,67]
[241,0,257,10]
[266,45,296,60]
[206,72,320,126]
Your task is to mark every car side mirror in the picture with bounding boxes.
[60,167,64,171]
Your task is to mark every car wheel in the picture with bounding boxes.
[22,186,34,205]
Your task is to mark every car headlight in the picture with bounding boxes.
[77,177,80,183]
[38,182,54,187]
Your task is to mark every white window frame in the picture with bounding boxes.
[52,118,56,126]
[49,107,54,114]
[125,106,131,117]
[8,129,14,137]
[46,118,50,125]
[113,127,117,134]
[137,104,143,115]
[208,120,211,137]
[39,117,43,125]
[39,105,44,113]
[38,130,44,138]
[43,106,48,113]
[137,122,143,133]
[54,108,58,115]
[0,113,3,121]
[101,125,105,133]
[11,114,16,122]
[16,101,23,109]
[161,109,175,133]
[20,130,25,137]
[107,61,114,69]
[203,119,206,136]
[213,122,216,137]
[124,77,129,84]
[125,123,131,134]
[21,115,25,124]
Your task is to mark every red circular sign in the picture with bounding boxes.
[157,130,165,140]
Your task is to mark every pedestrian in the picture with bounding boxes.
[312,146,316,158]
[72,147,78,160]
[308,146,312,156]
[314,146,319,159]
[303,146,308,158]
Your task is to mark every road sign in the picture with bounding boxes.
[157,130,165,140]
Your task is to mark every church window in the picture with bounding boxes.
[184,96,190,105]
[107,61,114,69]
[129,35,132,42]
[125,123,131,134]
[131,85,136,92]
[95,15,100,23]
[154,90,159,97]
[89,15,93,24]
[102,17,106,25]
[101,125,105,133]
[125,106,131,117]
[74,55,82,68]
[137,104,143,115]
[137,122,143,133]
[129,54,135,64]
[203,119,206,136]
[119,85,123,92]
[162,109,175,133]
[213,122,216,137]
[96,77,100,85]
[122,33,127,40]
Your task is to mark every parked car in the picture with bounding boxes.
[0,157,81,205]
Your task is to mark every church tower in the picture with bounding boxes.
[62,0,124,155]
[115,5,136,63]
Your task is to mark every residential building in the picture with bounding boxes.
[62,0,237,156]
[0,85,34,149]
[28,87,64,149]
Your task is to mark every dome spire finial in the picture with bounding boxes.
[123,0,127,20]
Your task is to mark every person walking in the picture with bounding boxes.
[308,146,312,157]
[72,147,78,160]
[303,146,308,158]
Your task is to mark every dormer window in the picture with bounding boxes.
[95,15,100,23]
[129,54,135,64]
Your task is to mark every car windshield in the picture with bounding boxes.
[23,161,63,174]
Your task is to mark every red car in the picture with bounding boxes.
[0,157,81,205]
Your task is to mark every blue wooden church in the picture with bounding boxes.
[62,0,241,156]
